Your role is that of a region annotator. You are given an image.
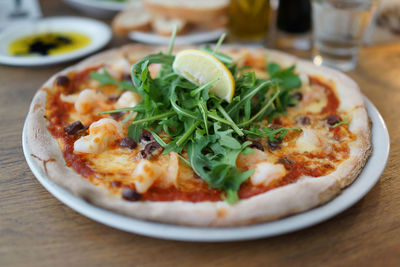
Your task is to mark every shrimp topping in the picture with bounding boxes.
[131,160,162,193]
[250,162,286,186]
[74,89,108,114]
[74,118,123,154]
[115,91,142,109]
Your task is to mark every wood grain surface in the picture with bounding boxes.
[1,1,399,266]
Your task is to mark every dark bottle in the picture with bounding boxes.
[277,0,311,34]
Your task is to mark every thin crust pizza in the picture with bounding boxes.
[26,44,371,226]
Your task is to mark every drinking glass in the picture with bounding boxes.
[311,0,378,71]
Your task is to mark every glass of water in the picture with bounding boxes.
[311,0,378,72]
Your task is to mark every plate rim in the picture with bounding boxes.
[22,97,390,242]
[63,0,129,11]
[0,16,112,67]
[128,29,227,45]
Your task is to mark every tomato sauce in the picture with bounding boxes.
[309,76,339,114]
[46,72,96,177]
[71,66,101,90]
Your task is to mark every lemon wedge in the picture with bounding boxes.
[172,49,235,103]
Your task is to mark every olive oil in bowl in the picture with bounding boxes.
[9,32,91,57]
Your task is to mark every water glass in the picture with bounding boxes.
[311,0,378,72]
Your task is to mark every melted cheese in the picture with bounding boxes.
[89,149,138,174]
[295,128,330,153]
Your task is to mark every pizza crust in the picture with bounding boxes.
[26,44,372,226]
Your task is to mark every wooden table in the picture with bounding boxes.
[1,1,399,266]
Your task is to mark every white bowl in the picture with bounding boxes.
[63,0,132,18]
[0,17,112,66]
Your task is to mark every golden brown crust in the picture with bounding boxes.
[25,44,372,226]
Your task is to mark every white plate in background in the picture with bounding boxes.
[0,17,111,67]
[23,98,389,242]
[129,29,226,45]
[63,0,135,18]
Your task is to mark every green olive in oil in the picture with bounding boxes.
[8,32,91,56]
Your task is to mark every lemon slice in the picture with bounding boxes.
[172,49,235,103]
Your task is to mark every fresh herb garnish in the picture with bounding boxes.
[90,69,136,92]
[93,33,303,203]
[331,117,349,128]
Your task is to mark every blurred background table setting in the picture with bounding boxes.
[1,0,400,266]
[1,0,399,69]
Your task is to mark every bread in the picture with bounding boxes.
[151,16,189,36]
[112,0,228,36]
[143,0,229,24]
[112,2,152,35]
[194,15,228,30]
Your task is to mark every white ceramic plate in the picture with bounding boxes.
[129,29,226,45]
[0,17,111,67]
[22,98,389,242]
[63,0,134,18]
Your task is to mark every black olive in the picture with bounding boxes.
[122,73,132,81]
[55,75,73,93]
[111,181,121,187]
[122,187,141,201]
[107,94,120,102]
[65,121,84,135]
[291,92,303,101]
[120,137,138,149]
[288,92,302,107]
[56,75,70,87]
[143,141,163,158]
[267,139,282,151]
[279,156,295,165]
[137,150,147,159]
[296,115,311,126]
[326,115,340,125]
[249,141,264,151]
[110,112,125,120]
[140,131,154,144]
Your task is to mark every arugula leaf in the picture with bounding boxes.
[266,63,301,90]
[266,63,281,76]
[331,117,349,128]
[90,70,136,92]
[101,38,304,204]
[187,127,253,203]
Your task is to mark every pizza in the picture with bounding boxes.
[26,44,371,226]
